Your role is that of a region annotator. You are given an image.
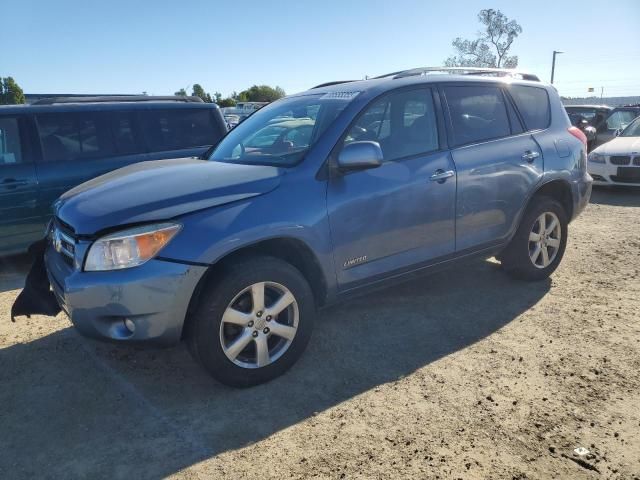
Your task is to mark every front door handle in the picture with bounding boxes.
[1,178,30,189]
[522,150,540,162]
[430,169,455,184]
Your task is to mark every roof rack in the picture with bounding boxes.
[375,67,540,82]
[32,95,204,105]
[311,80,357,89]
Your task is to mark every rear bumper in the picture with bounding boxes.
[571,171,593,220]
[46,247,207,346]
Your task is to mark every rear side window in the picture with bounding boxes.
[509,86,550,131]
[444,86,511,146]
[140,109,218,153]
[37,113,115,162]
[0,117,24,164]
[110,111,143,155]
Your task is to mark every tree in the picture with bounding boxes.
[174,88,187,96]
[192,84,213,103]
[217,97,236,108]
[237,85,285,103]
[0,77,26,105]
[444,9,522,68]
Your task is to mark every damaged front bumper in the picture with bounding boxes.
[12,237,207,346]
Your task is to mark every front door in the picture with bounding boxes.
[327,87,456,290]
[0,115,40,255]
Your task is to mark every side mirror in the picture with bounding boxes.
[615,128,623,137]
[337,141,383,171]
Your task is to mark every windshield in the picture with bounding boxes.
[210,93,357,167]
[621,117,640,137]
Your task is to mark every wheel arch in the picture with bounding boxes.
[182,237,328,339]
[530,179,574,220]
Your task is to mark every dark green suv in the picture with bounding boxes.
[0,96,227,255]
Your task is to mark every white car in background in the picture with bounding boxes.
[588,116,640,186]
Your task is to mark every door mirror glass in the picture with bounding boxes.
[337,141,383,171]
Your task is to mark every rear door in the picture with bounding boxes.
[442,84,544,251]
[0,114,40,254]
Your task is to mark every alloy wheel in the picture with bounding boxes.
[219,282,299,369]
[528,212,562,269]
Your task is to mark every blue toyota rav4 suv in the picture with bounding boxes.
[15,68,592,387]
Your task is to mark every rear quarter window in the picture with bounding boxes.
[140,108,220,153]
[509,86,551,131]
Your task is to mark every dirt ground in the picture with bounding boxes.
[0,187,639,480]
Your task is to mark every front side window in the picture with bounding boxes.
[0,117,23,165]
[37,113,115,162]
[606,110,638,131]
[509,86,550,131]
[210,93,356,167]
[343,88,438,161]
[620,117,640,137]
[444,85,511,146]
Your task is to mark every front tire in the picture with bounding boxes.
[187,256,315,387]
[501,197,568,281]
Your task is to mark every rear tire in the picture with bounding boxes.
[501,196,568,281]
[187,256,315,387]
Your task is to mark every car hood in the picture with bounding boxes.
[596,137,640,156]
[55,158,283,235]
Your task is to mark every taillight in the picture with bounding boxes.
[568,126,587,147]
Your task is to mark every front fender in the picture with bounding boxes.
[159,174,337,296]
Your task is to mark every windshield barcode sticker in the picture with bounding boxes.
[320,91,361,100]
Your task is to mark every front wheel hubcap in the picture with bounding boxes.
[219,282,299,369]
[528,212,561,269]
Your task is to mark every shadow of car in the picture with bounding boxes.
[1,259,550,478]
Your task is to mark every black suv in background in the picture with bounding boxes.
[0,96,227,255]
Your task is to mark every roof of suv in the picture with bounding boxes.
[0,96,221,114]
[565,105,612,110]
[306,71,546,98]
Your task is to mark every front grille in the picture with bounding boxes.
[610,155,631,165]
[634,156,640,166]
[611,167,640,184]
[54,216,76,237]
[610,176,640,184]
[50,219,77,266]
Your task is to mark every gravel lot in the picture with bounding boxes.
[1,187,639,479]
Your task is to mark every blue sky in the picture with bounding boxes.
[2,0,639,98]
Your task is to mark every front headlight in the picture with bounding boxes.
[588,152,606,164]
[84,223,181,271]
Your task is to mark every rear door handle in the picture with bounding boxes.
[429,169,455,184]
[522,151,540,162]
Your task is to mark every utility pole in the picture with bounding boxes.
[600,86,604,100]
[550,50,563,84]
